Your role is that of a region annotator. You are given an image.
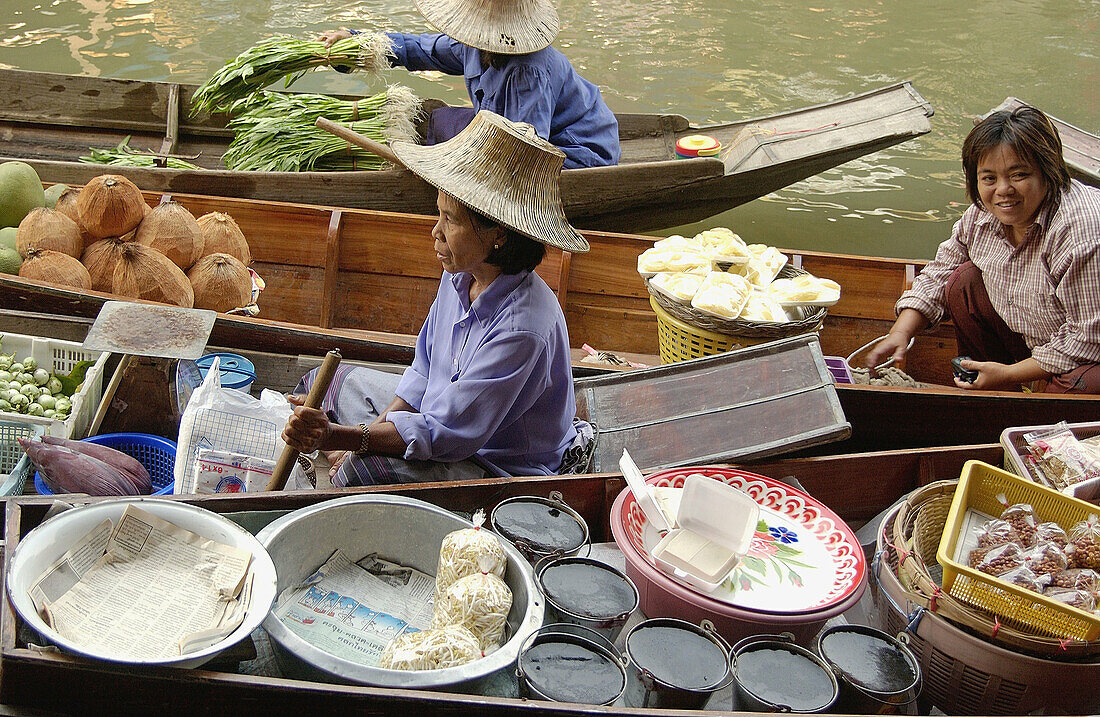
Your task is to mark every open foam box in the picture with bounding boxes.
[620,448,759,593]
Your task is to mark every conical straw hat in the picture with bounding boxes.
[414,0,559,54]
[392,110,589,254]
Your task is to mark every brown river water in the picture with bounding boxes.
[1,0,1097,259]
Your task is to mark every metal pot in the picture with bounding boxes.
[537,556,638,641]
[516,623,627,706]
[490,492,589,564]
[256,493,544,692]
[731,633,839,713]
[816,624,921,715]
[623,618,734,710]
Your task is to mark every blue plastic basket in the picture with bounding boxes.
[34,433,176,496]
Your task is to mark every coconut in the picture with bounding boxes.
[77,174,146,240]
[111,242,194,308]
[15,207,82,259]
[53,187,99,249]
[196,212,251,265]
[81,236,129,292]
[19,249,92,291]
[135,201,205,270]
[187,253,252,312]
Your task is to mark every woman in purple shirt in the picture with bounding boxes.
[282,111,594,486]
[321,0,620,169]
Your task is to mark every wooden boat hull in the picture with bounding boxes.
[0,68,934,232]
[0,443,1005,716]
[0,184,1096,454]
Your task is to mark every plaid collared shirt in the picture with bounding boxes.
[898,179,1100,374]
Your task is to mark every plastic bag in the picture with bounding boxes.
[431,566,512,652]
[1043,587,1097,612]
[972,542,1024,577]
[1050,568,1100,593]
[1022,541,1068,577]
[998,565,1042,593]
[173,357,293,493]
[976,518,1021,548]
[1023,422,1100,492]
[1068,514,1100,571]
[434,510,507,597]
[1034,521,1069,549]
[379,624,482,671]
[996,493,1038,545]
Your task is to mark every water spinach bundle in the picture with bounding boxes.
[190,33,393,115]
[222,86,421,171]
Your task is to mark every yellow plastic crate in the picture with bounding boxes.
[937,460,1100,641]
[649,297,769,364]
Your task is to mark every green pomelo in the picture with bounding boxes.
[0,247,22,275]
[0,227,16,251]
[0,162,45,228]
[43,183,69,209]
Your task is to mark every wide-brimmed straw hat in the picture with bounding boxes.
[414,0,559,55]
[392,110,589,254]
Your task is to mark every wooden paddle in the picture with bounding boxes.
[315,117,405,167]
[265,348,342,491]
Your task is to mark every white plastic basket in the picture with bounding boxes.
[0,331,109,439]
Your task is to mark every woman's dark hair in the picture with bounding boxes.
[480,51,519,71]
[962,106,1071,211]
[468,206,546,274]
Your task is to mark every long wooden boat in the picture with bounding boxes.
[1,186,1097,454]
[0,442,1007,715]
[0,68,935,232]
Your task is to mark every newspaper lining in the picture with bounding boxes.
[29,505,254,660]
[274,549,435,666]
[953,508,997,564]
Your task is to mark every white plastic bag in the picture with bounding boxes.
[174,357,293,494]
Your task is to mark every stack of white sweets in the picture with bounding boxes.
[380,511,512,671]
[638,227,840,322]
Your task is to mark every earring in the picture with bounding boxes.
[493,244,500,250]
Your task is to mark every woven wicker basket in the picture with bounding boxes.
[890,481,1100,658]
[646,264,827,339]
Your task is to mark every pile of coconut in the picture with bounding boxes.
[15,175,254,313]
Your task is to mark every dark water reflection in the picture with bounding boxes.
[1,0,1096,258]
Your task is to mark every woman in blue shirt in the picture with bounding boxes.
[282,111,594,485]
[321,0,620,169]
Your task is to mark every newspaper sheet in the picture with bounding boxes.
[274,549,435,666]
[952,507,997,564]
[34,505,254,660]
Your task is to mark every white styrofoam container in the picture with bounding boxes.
[0,331,109,439]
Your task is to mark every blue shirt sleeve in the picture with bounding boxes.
[394,295,437,410]
[385,32,466,75]
[388,330,552,462]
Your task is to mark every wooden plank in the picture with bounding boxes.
[319,209,343,329]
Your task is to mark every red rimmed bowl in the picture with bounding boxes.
[610,466,867,645]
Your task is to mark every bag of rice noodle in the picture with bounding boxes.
[431,557,513,652]
[435,509,507,597]
[379,624,482,671]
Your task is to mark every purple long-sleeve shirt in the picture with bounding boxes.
[388,269,581,476]
[385,32,620,169]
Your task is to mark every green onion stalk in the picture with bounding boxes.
[191,32,394,116]
[80,136,202,169]
[222,86,421,172]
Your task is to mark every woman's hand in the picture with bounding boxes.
[319,28,353,47]
[282,394,333,453]
[866,332,912,370]
[954,357,1050,391]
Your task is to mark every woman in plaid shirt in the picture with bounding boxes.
[868,107,1100,394]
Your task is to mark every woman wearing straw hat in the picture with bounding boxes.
[282,110,595,486]
[320,0,620,169]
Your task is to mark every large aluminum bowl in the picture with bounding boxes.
[6,497,278,669]
[256,493,544,691]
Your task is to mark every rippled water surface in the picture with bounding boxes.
[2,0,1097,258]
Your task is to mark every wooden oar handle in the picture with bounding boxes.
[315,117,404,167]
[266,349,342,491]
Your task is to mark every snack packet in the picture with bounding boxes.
[998,564,1042,593]
[972,542,1024,577]
[996,493,1038,545]
[1034,521,1068,549]
[1022,541,1069,577]
[1049,568,1100,593]
[1023,422,1100,492]
[975,518,1021,548]
[431,556,513,652]
[379,624,482,671]
[1067,514,1100,571]
[434,510,507,597]
[1043,587,1097,612]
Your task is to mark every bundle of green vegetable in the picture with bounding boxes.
[80,137,201,170]
[222,86,420,172]
[191,33,394,115]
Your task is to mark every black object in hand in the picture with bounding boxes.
[952,356,979,383]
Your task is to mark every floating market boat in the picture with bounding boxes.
[0,441,1007,715]
[0,68,935,232]
[1,187,1097,454]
